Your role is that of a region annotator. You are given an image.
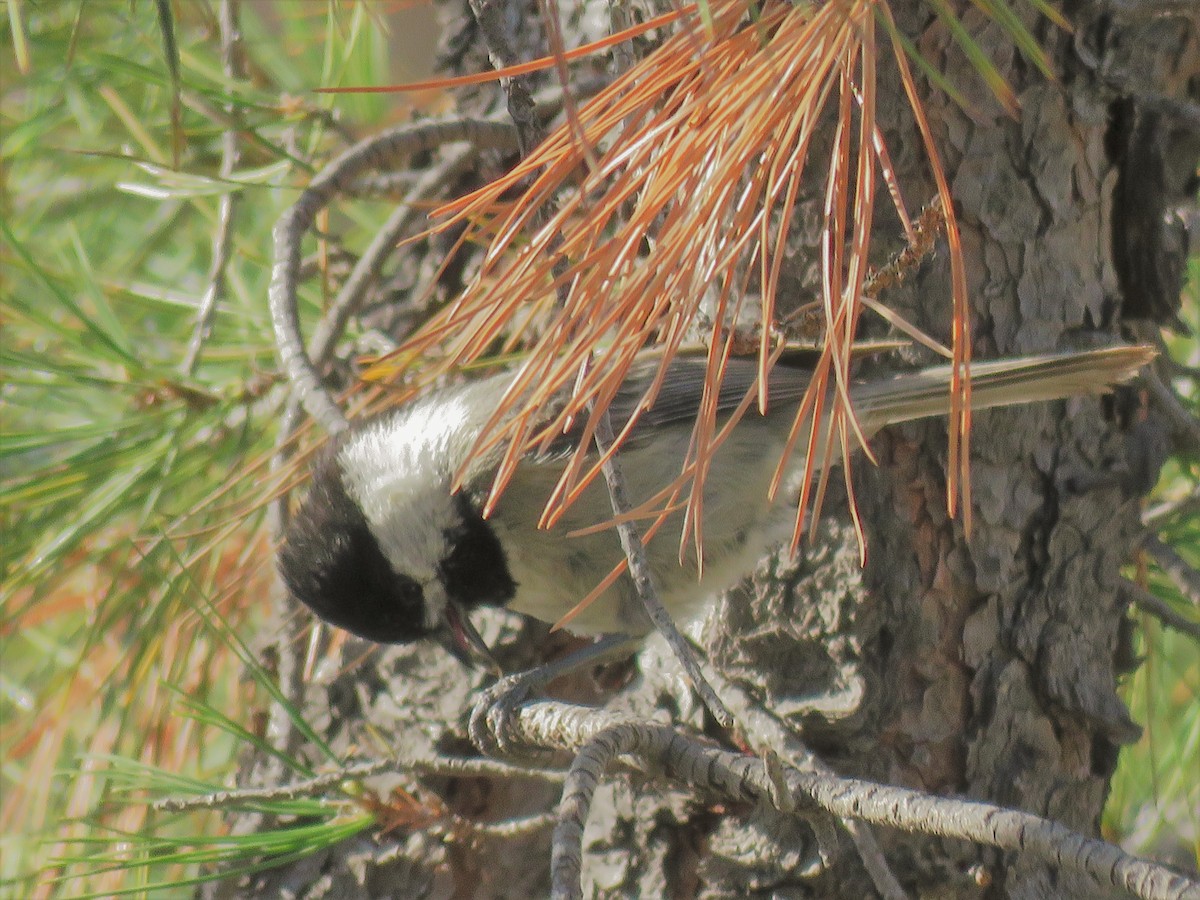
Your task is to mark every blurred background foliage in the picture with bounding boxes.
[0,1,1195,895]
[1106,257,1199,863]
[1,2,436,894]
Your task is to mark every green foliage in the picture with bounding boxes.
[1,2,397,894]
[1105,265,1200,866]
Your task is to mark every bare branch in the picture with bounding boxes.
[155,754,564,813]
[500,700,1198,900]
[467,0,545,156]
[1143,363,1200,453]
[269,118,520,435]
[1143,488,1200,531]
[590,405,735,732]
[1122,579,1200,640]
[708,664,908,899]
[182,0,244,375]
[1141,534,1200,608]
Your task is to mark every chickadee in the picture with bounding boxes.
[278,345,1152,656]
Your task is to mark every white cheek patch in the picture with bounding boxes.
[337,394,479,618]
[421,580,450,631]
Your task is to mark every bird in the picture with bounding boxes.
[277,344,1153,659]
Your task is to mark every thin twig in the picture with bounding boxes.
[344,171,419,198]
[861,196,945,298]
[310,143,490,372]
[269,81,603,449]
[843,818,910,900]
[447,809,557,839]
[706,663,908,899]
[411,754,566,780]
[591,406,735,732]
[155,754,565,812]
[467,0,545,156]
[269,117,520,435]
[1143,488,1200,531]
[182,0,243,375]
[1141,534,1200,608]
[1122,578,1200,641]
[1143,363,1200,452]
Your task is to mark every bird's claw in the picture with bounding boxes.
[469,670,555,761]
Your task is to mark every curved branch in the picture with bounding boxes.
[269,118,520,434]
[309,141,509,373]
[268,79,608,446]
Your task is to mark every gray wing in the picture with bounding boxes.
[516,354,817,465]
[606,354,815,445]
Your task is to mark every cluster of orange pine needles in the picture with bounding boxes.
[364,0,977,567]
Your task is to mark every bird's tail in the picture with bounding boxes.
[852,345,1155,427]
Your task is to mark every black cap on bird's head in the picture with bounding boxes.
[277,437,514,670]
[278,445,432,645]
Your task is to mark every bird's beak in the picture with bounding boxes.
[440,600,503,675]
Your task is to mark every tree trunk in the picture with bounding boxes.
[213,0,1197,896]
